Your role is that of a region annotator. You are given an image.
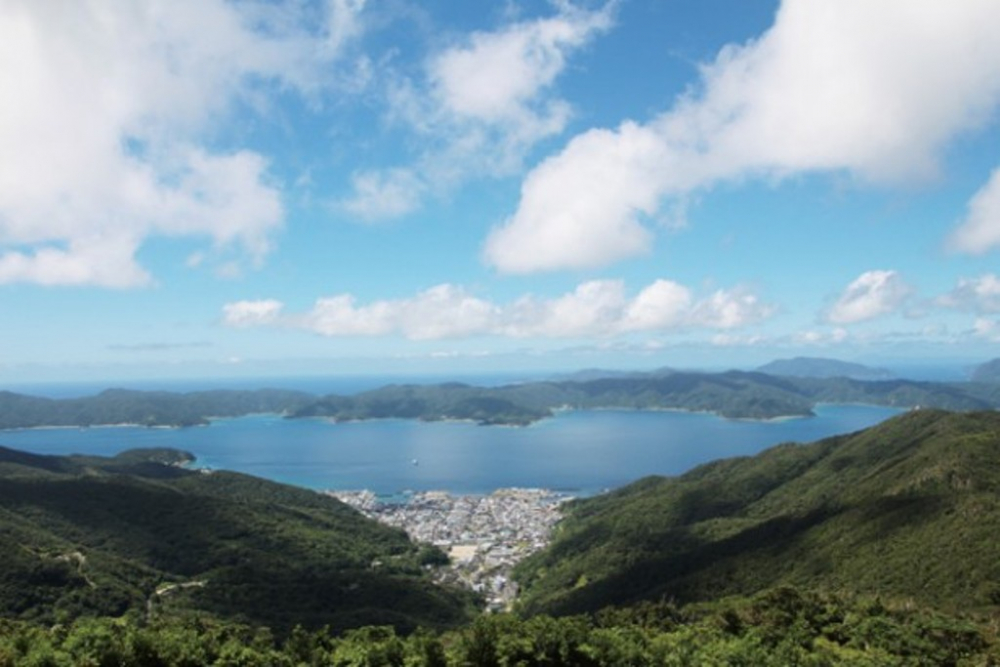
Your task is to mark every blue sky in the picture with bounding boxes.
[2,0,1000,383]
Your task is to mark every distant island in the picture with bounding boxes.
[971,357,1000,383]
[755,356,895,380]
[3,359,1000,428]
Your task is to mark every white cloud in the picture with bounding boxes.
[504,280,629,337]
[948,168,1000,254]
[224,278,774,339]
[303,285,500,339]
[691,287,776,329]
[342,2,614,220]
[621,280,692,331]
[222,299,284,327]
[487,0,1000,273]
[341,168,425,221]
[825,270,912,324]
[427,3,611,130]
[939,273,1000,313]
[0,0,363,287]
[482,122,663,272]
[972,318,1000,342]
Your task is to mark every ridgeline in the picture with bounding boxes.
[3,368,1000,429]
[514,409,1000,618]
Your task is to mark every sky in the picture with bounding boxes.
[2,0,1000,384]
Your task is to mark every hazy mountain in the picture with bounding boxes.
[756,356,895,380]
[971,358,1000,383]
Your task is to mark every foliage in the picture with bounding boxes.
[0,587,995,665]
[2,370,999,429]
[292,372,1000,424]
[514,409,1000,617]
[0,447,477,634]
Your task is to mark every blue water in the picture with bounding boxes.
[0,404,901,496]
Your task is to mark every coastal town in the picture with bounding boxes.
[328,488,569,611]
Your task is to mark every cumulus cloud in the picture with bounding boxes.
[222,299,285,327]
[948,168,1000,254]
[825,270,912,324]
[486,0,1000,273]
[223,278,774,339]
[938,273,1000,313]
[691,287,776,329]
[341,1,614,220]
[0,0,363,287]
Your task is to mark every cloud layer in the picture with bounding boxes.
[484,0,1000,273]
[223,279,775,340]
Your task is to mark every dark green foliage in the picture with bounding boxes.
[0,447,476,634]
[514,409,1000,618]
[0,588,994,665]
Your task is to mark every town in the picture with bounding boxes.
[328,488,569,611]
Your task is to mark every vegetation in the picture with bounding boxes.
[293,372,1000,424]
[2,365,1000,429]
[0,446,477,634]
[0,388,314,428]
[0,587,995,665]
[514,409,1000,618]
[3,409,1000,664]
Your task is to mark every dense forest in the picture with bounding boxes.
[0,588,995,665]
[0,446,476,634]
[513,409,1000,617]
[3,408,1000,663]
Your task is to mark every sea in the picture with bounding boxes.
[0,375,902,497]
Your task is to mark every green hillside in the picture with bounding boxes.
[0,446,476,634]
[0,388,314,428]
[514,409,1000,617]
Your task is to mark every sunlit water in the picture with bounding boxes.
[0,404,901,496]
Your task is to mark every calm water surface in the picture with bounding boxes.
[0,404,901,496]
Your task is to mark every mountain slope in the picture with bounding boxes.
[0,446,475,632]
[756,356,894,380]
[514,409,1000,616]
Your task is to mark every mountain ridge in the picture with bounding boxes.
[513,409,1000,617]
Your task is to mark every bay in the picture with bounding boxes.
[0,404,901,496]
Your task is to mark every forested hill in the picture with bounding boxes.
[0,388,314,428]
[0,446,476,633]
[3,370,1000,428]
[514,409,1000,617]
[292,371,1000,423]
